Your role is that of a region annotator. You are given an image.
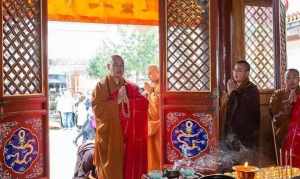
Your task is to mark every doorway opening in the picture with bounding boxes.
[48,21,159,179]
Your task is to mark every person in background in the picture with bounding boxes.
[75,92,88,129]
[73,141,97,179]
[57,89,75,128]
[73,105,96,146]
[144,65,161,171]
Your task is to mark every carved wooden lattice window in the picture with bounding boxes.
[280,1,287,86]
[2,0,42,96]
[245,5,275,90]
[166,0,210,92]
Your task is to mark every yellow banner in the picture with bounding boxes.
[48,0,158,25]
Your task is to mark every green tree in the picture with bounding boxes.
[87,26,158,81]
[87,40,114,78]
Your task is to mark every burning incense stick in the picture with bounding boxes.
[280,148,283,179]
[272,117,279,165]
[290,149,293,178]
[285,150,288,179]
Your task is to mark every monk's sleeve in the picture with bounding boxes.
[148,120,160,136]
[243,87,260,139]
[148,90,160,136]
[92,82,106,122]
[251,88,260,130]
[92,82,109,169]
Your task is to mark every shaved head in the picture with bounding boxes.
[233,60,250,83]
[147,64,159,82]
[107,55,125,78]
[285,68,299,78]
[236,60,251,71]
[148,64,159,73]
[109,55,124,65]
[285,68,300,90]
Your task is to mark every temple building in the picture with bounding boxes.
[1,0,300,178]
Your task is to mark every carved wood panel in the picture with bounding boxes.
[244,5,275,90]
[0,0,48,178]
[2,0,42,96]
[166,0,210,92]
[160,0,219,170]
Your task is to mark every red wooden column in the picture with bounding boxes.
[0,0,49,178]
[159,0,219,169]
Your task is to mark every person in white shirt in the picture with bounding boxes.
[57,90,75,128]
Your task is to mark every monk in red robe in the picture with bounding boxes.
[281,69,300,168]
[270,69,300,160]
[92,55,148,179]
[120,81,148,179]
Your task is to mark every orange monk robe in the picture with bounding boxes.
[147,83,161,171]
[92,75,125,179]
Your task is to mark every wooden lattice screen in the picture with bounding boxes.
[244,5,275,90]
[2,0,42,96]
[167,0,210,92]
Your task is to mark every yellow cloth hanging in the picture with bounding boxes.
[48,0,158,25]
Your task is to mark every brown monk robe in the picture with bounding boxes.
[269,69,300,149]
[92,75,125,179]
[144,65,161,171]
[224,80,261,148]
[222,61,260,150]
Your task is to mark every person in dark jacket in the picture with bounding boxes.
[73,141,97,179]
[222,60,260,164]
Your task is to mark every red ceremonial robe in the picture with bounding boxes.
[283,95,300,168]
[111,81,148,179]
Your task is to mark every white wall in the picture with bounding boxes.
[287,39,300,70]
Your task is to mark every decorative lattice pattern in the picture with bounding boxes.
[166,0,210,92]
[2,0,42,96]
[280,1,287,87]
[245,6,275,90]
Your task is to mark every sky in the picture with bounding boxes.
[287,0,300,15]
[286,0,300,69]
[48,22,157,63]
[48,22,120,63]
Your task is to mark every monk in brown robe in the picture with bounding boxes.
[144,65,161,171]
[222,60,260,161]
[269,69,300,150]
[92,55,148,179]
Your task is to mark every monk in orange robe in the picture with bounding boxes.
[144,65,161,171]
[92,55,148,179]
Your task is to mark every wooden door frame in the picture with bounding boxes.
[42,0,49,176]
[0,0,49,177]
[159,0,220,167]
